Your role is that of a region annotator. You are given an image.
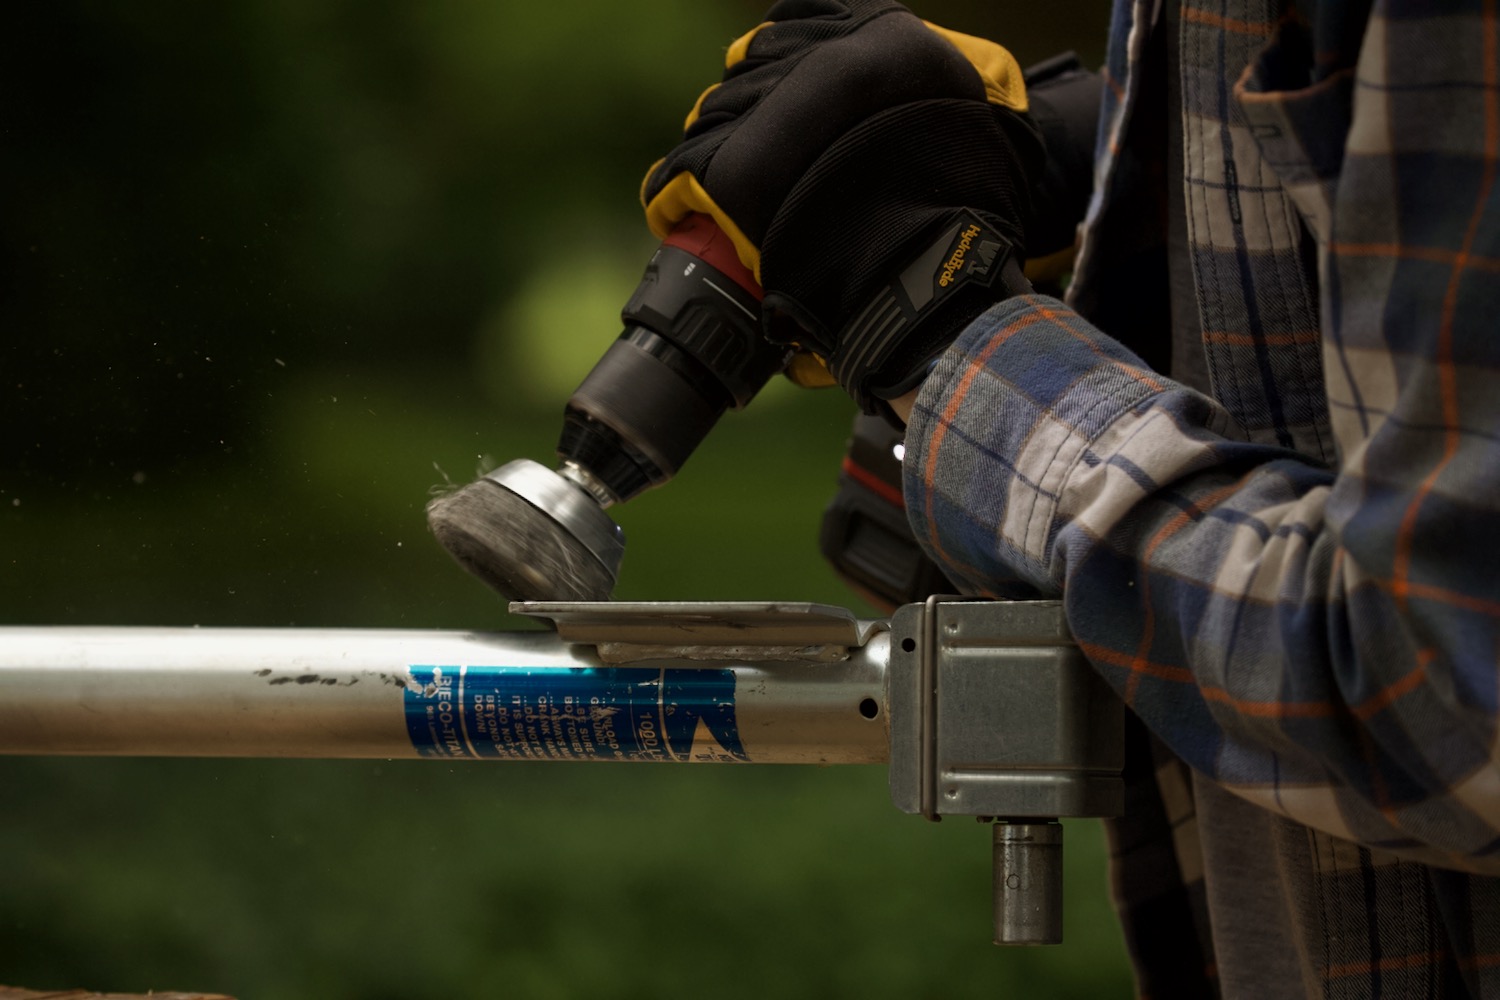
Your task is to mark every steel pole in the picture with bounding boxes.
[0,626,889,764]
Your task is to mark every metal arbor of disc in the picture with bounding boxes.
[484,458,625,585]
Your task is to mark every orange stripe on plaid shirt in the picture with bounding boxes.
[1122,478,1245,705]
[1390,1,1499,608]
[1323,947,1500,979]
[920,300,1162,589]
[1088,642,1433,721]
[920,309,1043,584]
[1202,329,1321,348]
[1182,7,1274,36]
[1331,241,1500,273]
[1380,579,1500,619]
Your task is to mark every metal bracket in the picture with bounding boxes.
[510,601,886,664]
[887,599,1124,945]
[888,599,1122,819]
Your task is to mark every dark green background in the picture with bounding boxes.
[0,3,1127,997]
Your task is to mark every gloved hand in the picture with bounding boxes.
[641,0,1044,415]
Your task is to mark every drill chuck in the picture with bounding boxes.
[559,214,787,506]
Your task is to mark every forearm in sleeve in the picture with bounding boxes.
[903,293,1500,873]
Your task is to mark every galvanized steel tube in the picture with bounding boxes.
[0,627,889,764]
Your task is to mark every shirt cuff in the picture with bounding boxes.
[901,294,1174,593]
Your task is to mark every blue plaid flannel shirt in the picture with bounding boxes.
[904,0,1500,994]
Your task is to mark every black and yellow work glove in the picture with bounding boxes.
[642,0,1044,414]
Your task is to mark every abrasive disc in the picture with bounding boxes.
[427,476,617,603]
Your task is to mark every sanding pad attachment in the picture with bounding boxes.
[427,459,624,603]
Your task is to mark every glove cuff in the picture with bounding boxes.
[830,210,1028,408]
[757,98,1043,407]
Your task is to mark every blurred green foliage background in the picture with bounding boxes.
[0,2,1124,997]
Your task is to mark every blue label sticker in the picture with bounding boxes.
[403,665,748,763]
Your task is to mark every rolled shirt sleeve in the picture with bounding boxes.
[903,288,1500,872]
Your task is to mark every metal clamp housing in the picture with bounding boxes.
[886,598,1124,944]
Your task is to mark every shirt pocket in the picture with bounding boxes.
[1232,19,1355,247]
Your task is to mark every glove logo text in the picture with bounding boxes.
[939,224,984,288]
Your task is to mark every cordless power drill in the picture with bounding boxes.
[427,55,1101,604]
